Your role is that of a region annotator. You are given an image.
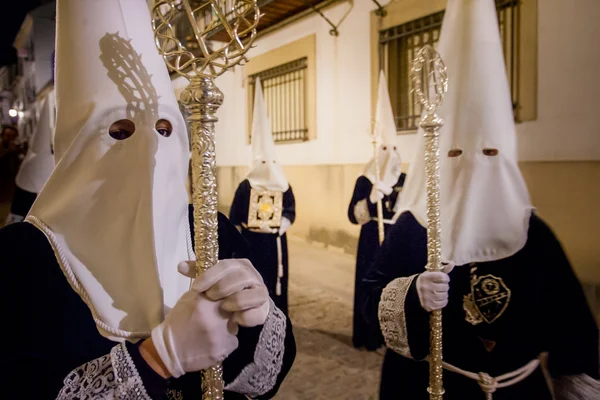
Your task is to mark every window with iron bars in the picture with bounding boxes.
[248,57,308,143]
[379,0,520,133]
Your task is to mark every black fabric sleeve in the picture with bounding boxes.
[10,185,37,216]
[229,180,250,227]
[223,314,296,399]
[126,341,170,399]
[360,212,430,357]
[347,176,376,224]
[405,279,432,360]
[0,222,113,398]
[535,217,600,379]
[388,173,407,210]
[282,185,296,224]
[0,223,46,398]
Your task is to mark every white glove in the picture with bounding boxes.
[279,217,291,236]
[369,181,393,203]
[180,259,270,328]
[151,290,239,378]
[415,264,454,312]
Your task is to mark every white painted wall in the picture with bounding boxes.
[517,0,600,161]
[173,0,600,166]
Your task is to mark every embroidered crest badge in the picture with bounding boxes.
[247,189,283,229]
[466,274,511,324]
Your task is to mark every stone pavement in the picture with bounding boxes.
[275,238,384,399]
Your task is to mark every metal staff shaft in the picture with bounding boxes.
[410,45,448,400]
[181,78,224,399]
[422,113,444,400]
[152,1,260,397]
[372,138,385,245]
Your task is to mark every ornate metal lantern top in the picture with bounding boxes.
[152,0,260,79]
[410,45,448,116]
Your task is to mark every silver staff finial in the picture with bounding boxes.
[411,45,448,131]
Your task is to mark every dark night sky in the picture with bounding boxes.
[1,1,49,66]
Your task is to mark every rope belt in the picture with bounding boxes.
[242,223,278,234]
[275,236,283,296]
[439,358,541,400]
[370,217,395,225]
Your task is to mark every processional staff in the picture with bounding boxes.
[410,45,448,400]
[370,120,385,245]
[151,1,260,398]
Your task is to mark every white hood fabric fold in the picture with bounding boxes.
[27,0,192,341]
[363,70,402,187]
[15,92,55,194]
[395,0,533,266]
[246,77,289,192]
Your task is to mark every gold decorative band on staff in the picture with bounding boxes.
[409,45,448,400]
[151,1,260,398]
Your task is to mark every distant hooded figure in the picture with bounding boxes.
[0,1,295,398]
[230,77,296,315]
[362,1,599,399]
[5,92,55,225]
[347,70,405,351]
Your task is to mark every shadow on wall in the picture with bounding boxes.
[307,225,358,255]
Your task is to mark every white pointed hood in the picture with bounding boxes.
[15,92,55,194]
[246,77,289,192]
[27,0,192,341]
[395,0,533,265]
[363,70,403,187]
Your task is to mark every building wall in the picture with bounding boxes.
[32,17,55,94]
[176,0,600,283]
[31,2,56,94]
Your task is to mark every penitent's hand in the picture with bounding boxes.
[180,259,270,328]
[150,288,239,378]
[369,181,393,203]
[279,217,291,236]
[415,264,454,312]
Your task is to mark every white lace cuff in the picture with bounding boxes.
[378,275,418,359]
[354,199,371,225]
[553,374,600,400]
[57,342,151,399]
[225,299,287,398]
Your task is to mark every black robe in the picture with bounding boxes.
[0,211,296,399]
[229,179,296,315]
[362,211,599,399]
[7,185,38,222]
[347,173,406,350]
[0,143,21,203]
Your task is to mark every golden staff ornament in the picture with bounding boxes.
[410,44,448,400]
[152,1,260,398]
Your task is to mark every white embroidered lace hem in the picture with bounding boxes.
[57,342,151,399]
[225,299,287,398]
[378,275,418,358]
